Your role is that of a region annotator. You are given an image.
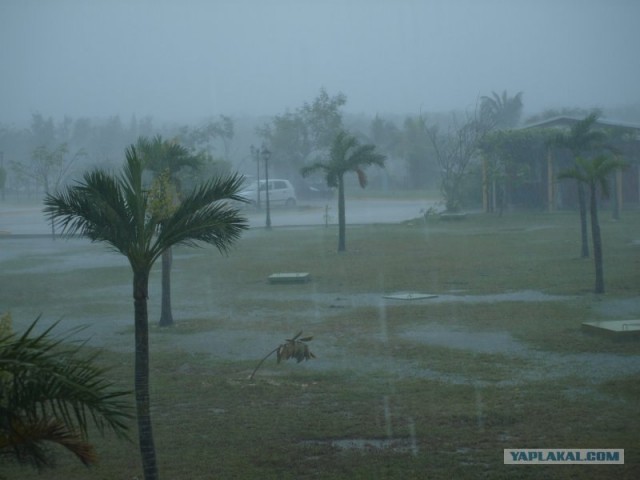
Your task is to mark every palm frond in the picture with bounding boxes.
[137,135,201,177]
[557,166,586,183]
[2,417,97,468]
[559,155,627,199]
[154,173,248,258]
[346,144,386,170]
[0,317,133,447]
[300,162,329,179]
[249,332,316,380]
[44,167,140,258]
[355,168,367,188]
[276,334,315,364]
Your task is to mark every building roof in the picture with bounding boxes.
[522,116,640,132]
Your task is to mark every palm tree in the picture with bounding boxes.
[137,135,202,327]
[480,90,524,130]
[301,131,385,252]
[548,114,608,258]
[43,147,247,480]
[559,155,625,293]
[0,314,131,470]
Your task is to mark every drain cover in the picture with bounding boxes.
[383,293,438,300]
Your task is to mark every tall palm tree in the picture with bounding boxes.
[480,90,524,130]
[549,114,608,258]
[0,315,131,470]
[301,131,385,252]
[43,147,247,480]
[559,155,625,293]
[137,135,202,327]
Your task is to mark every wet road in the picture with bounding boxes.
[0,198,435,235]
[244,198,432,228]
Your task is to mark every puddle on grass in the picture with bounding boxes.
[0,237,127,274]
[398,328,526,355]
[301,437,417,454]
[252,290,576,309]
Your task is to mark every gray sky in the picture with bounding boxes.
[1,0,639,125]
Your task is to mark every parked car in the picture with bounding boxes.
[238,179,297,207]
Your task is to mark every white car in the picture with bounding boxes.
[238,179,297,207]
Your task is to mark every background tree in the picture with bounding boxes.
[480,90,524,129]
[0,313,131,470]
[425,111,489,212]
[301,131,385,252]
[558,155,626,293]
[399,116,437,190]
[301,88,347,150]
[29,113,56,151]
[257,111,310,174]
[369,115,401,156]
[548,113,609,258]
[137,135,202,327]
[44,147,248,480]
[258,88,346,176]
[179,115,235,161]
[9,142,86,200]
[368,115,401,190]
[30,143,86,196]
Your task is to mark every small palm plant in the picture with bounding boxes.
[249,332,315,380]
[0,314,131,470]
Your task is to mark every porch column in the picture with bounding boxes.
[616,167,623,213]
[482,157,488,212]
[547,150,554,212]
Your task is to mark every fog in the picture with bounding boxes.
[1,0,639,125]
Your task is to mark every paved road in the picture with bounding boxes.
[0,198,434,235]
[243,198,432,228]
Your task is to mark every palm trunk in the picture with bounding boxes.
[612,171,620,220]
[133,269,159,480]
[337,175,346,252]
[158,248,173,327]
[577,181,589,258]
[589,183,604,294]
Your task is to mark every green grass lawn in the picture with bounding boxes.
[1,210,639,479]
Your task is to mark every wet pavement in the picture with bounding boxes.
[0,198,433,235]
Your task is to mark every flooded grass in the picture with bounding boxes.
[1,210,640,478]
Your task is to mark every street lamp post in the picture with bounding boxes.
[250,145,261,208]
[261,146,271,229]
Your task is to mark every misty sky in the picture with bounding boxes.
[1,0,639,125]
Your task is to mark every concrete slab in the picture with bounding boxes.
[268,273,311,284]
[582,320,640,337]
